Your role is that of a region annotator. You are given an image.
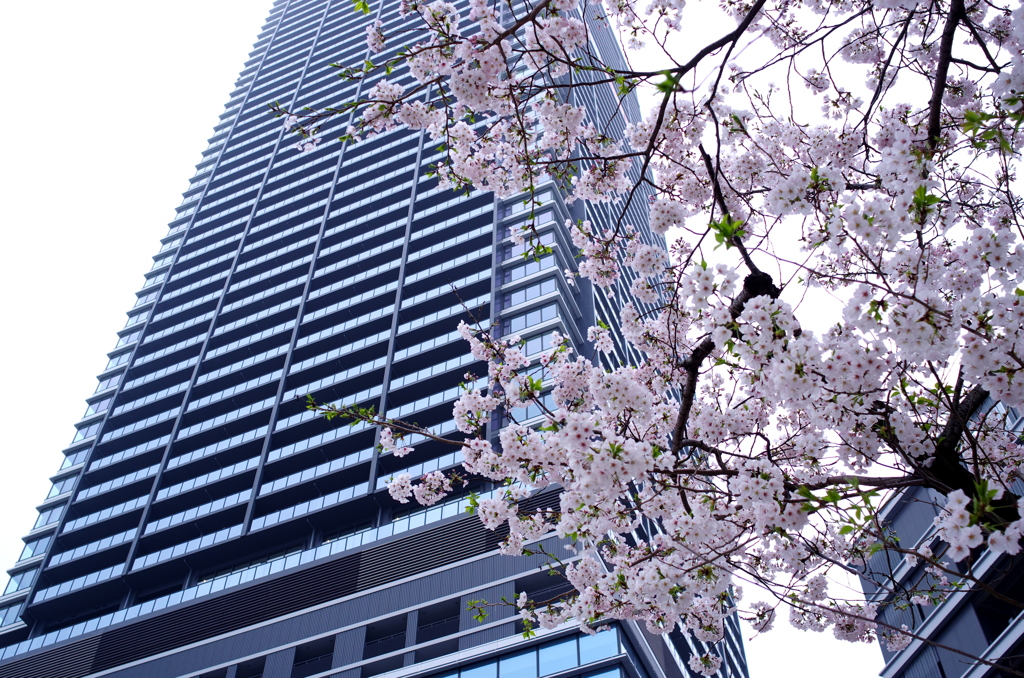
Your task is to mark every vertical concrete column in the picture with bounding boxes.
[403,610,419,666]
[261,646,297,678]
[331,625,367,678]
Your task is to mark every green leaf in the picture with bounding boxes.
[655,71,679,94]
[464,492,480,515]
[709,215,746,250]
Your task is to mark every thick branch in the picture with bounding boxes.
[491,0,552,46]
[927,0,966,150]
[618,0,767,79]
[916,384,1023,524]
[671,271,781,454]
[795,475,928,492]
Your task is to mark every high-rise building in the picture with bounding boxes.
[860,401,1024,678]
[0,2,748,678]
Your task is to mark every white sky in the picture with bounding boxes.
[0,1,883,676]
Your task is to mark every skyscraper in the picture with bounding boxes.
[0,2,748,678]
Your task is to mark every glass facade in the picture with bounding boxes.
[0,1,746,677]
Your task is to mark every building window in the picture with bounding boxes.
[501,303,559,336]
[2,568,37,596]
[501,279,557,311]
[60,449,89,470]
[72,421,102,443]
[18,535,52,562]
[125,310,150,328]
[425,629,622,678]
[83,397,113,418]
[195,544,303,584]
[46,475,78,499]
[502,255,556,285]
[0,603,22,627]
[95,373,123,393]
[501,233,555,263]
[105,351,133,371]
[134,290,159,308]
[33,504,65,530]
[151,253,175,270]
[116,330,143,347]
[505,191,553,217]
[502,210,556,239]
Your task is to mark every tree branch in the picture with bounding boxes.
[927,0,966,150]
[671,271,781,454]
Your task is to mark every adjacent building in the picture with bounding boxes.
[0,1,748,677]
[860,402,1024,678]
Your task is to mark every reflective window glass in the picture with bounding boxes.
[0,603,22,627]
[135,290,159,307]
[579,628,619,664]
[522,335,548,356]
[539,637,578,675]
[500,649,538,678]
[151,253,174,270]
[105,352,132,370]
[96,373,123,393]
[506,191,552,216]
[502,233,555,262]
[116,330,143,347]
[503,279,557,310]
[83,397,112,418]
[33,504,64,529]
[2,569,36,596]
[503,304,558,335]
[46,475,77,499]
[72,421,101,443]
[504,210,555,237]
[461,661,497,678]
[60,449,89,469]
[503,255,555,284]
[125,310,150,328]
[18,535,51,562]
[517,391,556,422]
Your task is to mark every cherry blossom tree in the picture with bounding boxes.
[283,0,1024,671]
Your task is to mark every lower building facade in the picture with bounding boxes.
[0,491,747,678]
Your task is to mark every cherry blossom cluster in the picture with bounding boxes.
[379,427,413,457]
[936,489,1024,561]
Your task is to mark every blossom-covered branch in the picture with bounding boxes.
[286,0,1024,671]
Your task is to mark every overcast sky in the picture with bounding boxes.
[0,1,883,675]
